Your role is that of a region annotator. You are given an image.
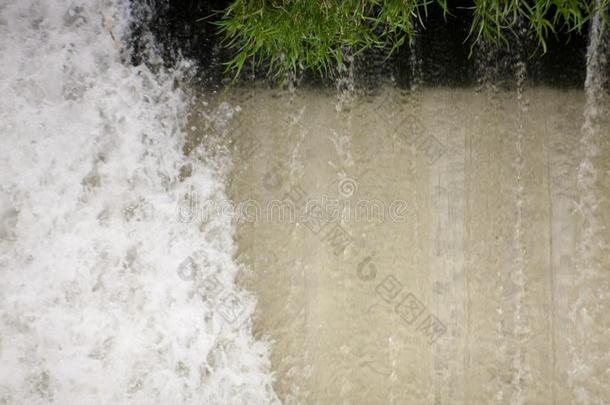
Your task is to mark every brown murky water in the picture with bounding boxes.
[190,86,609,404]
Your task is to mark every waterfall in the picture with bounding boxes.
[0,1,277,403]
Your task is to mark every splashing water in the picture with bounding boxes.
[0,1,277,403]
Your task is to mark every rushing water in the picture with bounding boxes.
[1,1,609,405]
[0,1,277,403]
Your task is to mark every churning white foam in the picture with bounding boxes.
[0,1,277,403]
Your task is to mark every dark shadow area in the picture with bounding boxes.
[137,0,591,89]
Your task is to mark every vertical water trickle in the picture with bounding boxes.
[468,33,507,404]
[409,33,423,93]
[508,16,531,405]
[467,17,542,403]
[335,50,356,112]
[402,29,424,137]
[474,40,498,92]
[405,33,423,405]
[570,1,609,403]
[332,48,357,202]
[284,69,308,183]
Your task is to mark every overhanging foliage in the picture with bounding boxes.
[214,0,609,79]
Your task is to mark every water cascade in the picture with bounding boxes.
[1,1,609,404]
[0,1,278,403]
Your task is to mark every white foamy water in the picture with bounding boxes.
[0,1,277,403]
